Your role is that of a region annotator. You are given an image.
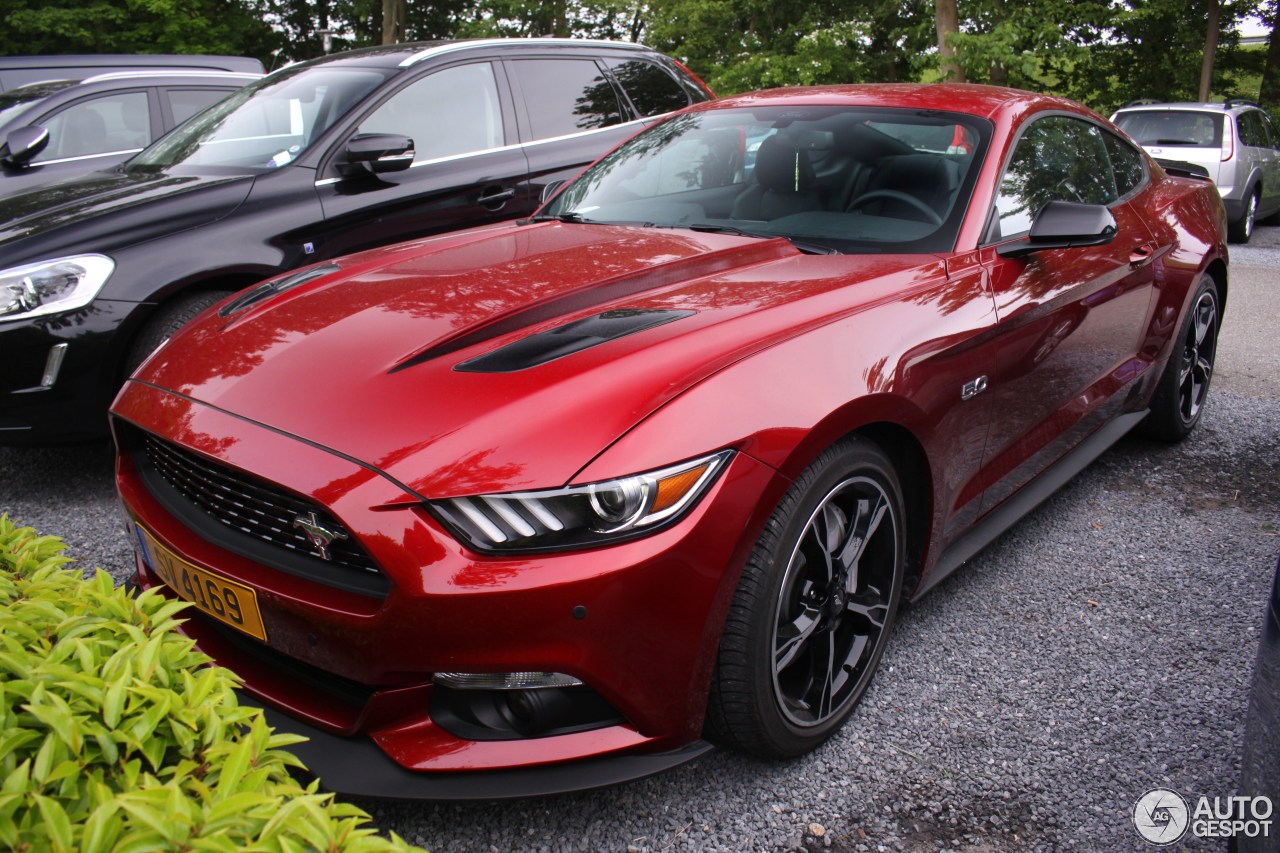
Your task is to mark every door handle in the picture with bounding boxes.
[1129,242,1157,268]
[479,187,516,206]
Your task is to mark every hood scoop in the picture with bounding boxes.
[455,309,696,373]
[388,237,792,374]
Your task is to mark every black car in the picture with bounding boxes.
[1235,557,1279,853]
[0,39,713,444]
[0,70,260,196]
[0,54,264,91]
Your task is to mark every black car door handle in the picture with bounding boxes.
[479,187,516,204]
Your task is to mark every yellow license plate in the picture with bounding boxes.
[133,525,268,642]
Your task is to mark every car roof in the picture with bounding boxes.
[275,38,669,74]
[688,82,1092,121]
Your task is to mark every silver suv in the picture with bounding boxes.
[1113,98,1280,243]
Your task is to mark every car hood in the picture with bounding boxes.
[132,221,941,497]
[0,167,254,261]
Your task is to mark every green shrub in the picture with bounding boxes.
[0,516,424,853]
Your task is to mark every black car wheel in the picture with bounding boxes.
[124,290,233,377]
[706,437,905,758]
[1141,275,1220,442]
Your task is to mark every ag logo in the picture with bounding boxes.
[1133,788,1190,845]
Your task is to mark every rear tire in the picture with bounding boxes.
[1139,275,1220,442]
[705,437,905,758]
[1228,189,1258,243]
[124,290,232,376]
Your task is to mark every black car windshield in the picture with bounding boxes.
[540,104,992,254]
[128,64,389,174]
[0,81,76,133]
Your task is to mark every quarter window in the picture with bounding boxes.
[360,63,504,162]
[1238,111,1271,148]
[993,115,1118,239]
[605,59,690,118]
[1102,130,1145,197]
[166,88,232,125]
[511,59,623,139]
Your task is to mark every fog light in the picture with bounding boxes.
[432,671,583,690]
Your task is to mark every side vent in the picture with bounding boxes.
[455,309,695,373]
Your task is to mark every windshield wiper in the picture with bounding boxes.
[526,210,594,224]
[688,223,839,255]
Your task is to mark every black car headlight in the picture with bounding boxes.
[431,450,733,552]
[0,255,114,322]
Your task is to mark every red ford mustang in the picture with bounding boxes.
[112,84,1227,799]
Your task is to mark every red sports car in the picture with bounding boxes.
[112,84,1227,799]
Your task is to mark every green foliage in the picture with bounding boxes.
[0,516,424,853]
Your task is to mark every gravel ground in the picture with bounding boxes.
[1,246,1277,852]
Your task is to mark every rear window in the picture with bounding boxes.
[1114,110,1223,148]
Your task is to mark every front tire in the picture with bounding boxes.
[706,437,905,758]
[124,290,232,376]
[1140,275,1220,442]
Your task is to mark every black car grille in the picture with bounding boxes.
[134,430,387,595]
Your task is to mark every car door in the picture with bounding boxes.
[976,114,1158,512]
[314,60,530,258]
[504,56,648,199]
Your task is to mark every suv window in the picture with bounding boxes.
[34,91,151,162]
[361,63,504,162]
[167,88,231,125]
[1114,110,1223,147]
[993,115,1118,238]
[1238,110,1272,148]
[511,59,623,139]
[605,59,690,118]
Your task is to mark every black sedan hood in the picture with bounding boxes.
[0,167,254,263]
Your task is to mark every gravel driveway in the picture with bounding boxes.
[2,243,1277,852]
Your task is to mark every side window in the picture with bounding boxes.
[992,115,1118,239]
[511,59,623,139]
[1102,130,1145,197]
[167,88,232,125]
[34,91,151,162]
[1238,111,1270,148]
[360,63,504,163]
[605,59,690,118]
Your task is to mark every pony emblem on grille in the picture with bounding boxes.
[292,511,348,561]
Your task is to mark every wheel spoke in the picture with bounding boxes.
[775,604,822,671]
[837,493,888,593]
[845,588,889,630]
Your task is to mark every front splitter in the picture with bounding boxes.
[238,693,715,801]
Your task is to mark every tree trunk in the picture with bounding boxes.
[1260,1,1280,110]
[1199,0,1220,102]
[382,0,406,44]
[935,0,965,83]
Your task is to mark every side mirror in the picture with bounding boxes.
[0,125,50,170]
[540,179,567,204]
[336,133,414,177]
[997,200,1117,259]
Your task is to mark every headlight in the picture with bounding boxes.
[0,255,115,322]
[430,450,733,552]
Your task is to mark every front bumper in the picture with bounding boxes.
[113,380,777,794]
[0,298,146,444]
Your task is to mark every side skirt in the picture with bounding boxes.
[913,409,1148,600]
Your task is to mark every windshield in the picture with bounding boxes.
[0,81,75,133]
[540,104,992,254]
[1114,110,1224,148]
[128,64,389,173]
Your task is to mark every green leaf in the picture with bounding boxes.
[34,794,73,851]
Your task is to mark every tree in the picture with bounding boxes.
[1260,0,1280,111]
[934,0,964,81]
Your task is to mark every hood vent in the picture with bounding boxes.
[455,309,695,373]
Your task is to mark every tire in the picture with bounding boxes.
[124,290,232,376]
[1139,275,1220,442]
[1228,189,1258,243]
[705,437,906,758]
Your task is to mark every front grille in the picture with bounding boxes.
[141,432,380,577]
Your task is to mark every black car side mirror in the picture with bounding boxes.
[0,125,51,170]
[996,200,1118,258]
[337,133,414,177]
